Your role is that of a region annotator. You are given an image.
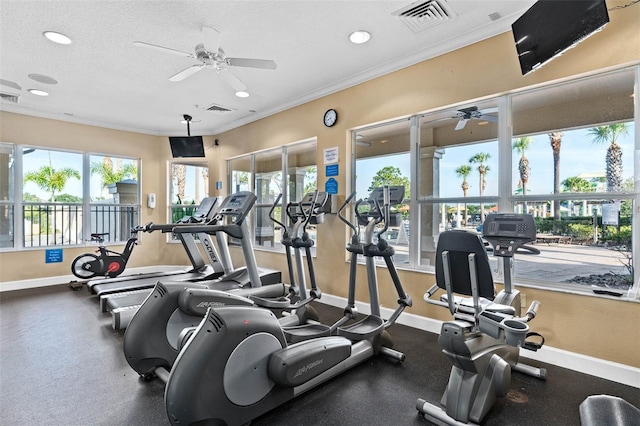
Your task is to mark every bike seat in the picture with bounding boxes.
[90,233,109,240]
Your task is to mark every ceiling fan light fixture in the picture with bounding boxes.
[349,30,371,44]
[43,31,72,45]
[235,91,250,98]
[28,89,49,96]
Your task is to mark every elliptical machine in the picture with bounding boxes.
[123,191,328,382]
[417,213,546,425]
[163,186,412,425]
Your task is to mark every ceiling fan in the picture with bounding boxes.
[134,26,277,92]
[454,106,498,130]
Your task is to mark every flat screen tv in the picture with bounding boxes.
[169,136,205,158]
[512,0,609,75]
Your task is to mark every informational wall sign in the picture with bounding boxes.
[325,177,338,195]
[45,248,63,264]
[602,202,620,226]
[326,164,339,177]
[323,147,339,164]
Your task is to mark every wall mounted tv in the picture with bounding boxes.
[512,0,609,75]
[169,136,205,158]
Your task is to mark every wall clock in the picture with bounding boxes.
[323,109,338,127]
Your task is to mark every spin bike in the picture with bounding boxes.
[71,228,142,279]
[164,186,412,425]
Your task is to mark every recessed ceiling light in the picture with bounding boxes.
[235,91,250,98]
[43,31,72,45]
[28,89,49,96]
[28,74,58,84]
[349,30,371,44]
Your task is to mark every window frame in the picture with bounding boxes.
[351,65,639,299]
[226,138,317,253]
[0,145,141,251]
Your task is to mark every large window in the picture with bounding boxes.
[352,66,638,298]
[169,161,209,227]
[0,146,140,250]
[227,138,317,251]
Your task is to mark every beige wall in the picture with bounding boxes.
[1,3,639,366]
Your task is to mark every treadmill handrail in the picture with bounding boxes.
[173,223,243,240]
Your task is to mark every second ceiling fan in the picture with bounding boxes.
[454,106,498,130]
[134,26,277,92]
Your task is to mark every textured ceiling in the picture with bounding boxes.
[0,0,537,136]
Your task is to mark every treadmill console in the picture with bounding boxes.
[367,185,405,207]
[216,191,257,224]
[298,191,329,224]
[482,213,536,257]
[358,186,405,227]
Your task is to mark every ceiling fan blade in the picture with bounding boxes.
[479,107,499,114]
[202,26,221,53]
[480,115,499,123]
[133,41,192,57]
[226,58,277,70]
[455,119,469,130]
[217,68,247,92]
[169,64,206,82]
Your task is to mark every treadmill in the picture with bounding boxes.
[88,196,222,298]
[109,191,282,329]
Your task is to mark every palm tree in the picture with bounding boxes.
[469,152,490,221]
[548,132,563,220]
[171,164,187,203]
[24,166,81,202]
[588,123,629,192]
[561,176,593,193]
[90,158,137,190]
[456,164,472,225]
[512,137,532,211]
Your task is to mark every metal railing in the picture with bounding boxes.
[21,202,139,248]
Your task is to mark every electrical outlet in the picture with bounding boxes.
[521,293,527,309]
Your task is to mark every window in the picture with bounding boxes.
[90,155,139,243]
[0,145,140,250]
[352,66,638,297]
[354,119,411,265]
[22,148,83,247]
[0,143,14,249]
[227,139,317,251]
[169,161,209,225]
[510,68,636,292]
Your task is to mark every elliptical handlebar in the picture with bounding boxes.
[338,191,359,237]
[300,190,320,230]
[268,193,287,230]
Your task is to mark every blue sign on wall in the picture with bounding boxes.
[45,248,63,264]
[325,164,339,177]
[325,177,338,195]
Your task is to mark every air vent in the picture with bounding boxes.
[0,92,19,103]
[204,103,236,113]
[392,0,458,33]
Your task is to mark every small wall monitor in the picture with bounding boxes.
[169,136,205,158]
[512,0,609,75]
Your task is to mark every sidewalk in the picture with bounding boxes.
[509,243,630,283]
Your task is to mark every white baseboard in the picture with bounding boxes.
[318,294,640,388]
[0,266,182,292]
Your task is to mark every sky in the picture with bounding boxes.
[356,125,635,199]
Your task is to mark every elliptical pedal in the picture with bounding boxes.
[337,315,385,341]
